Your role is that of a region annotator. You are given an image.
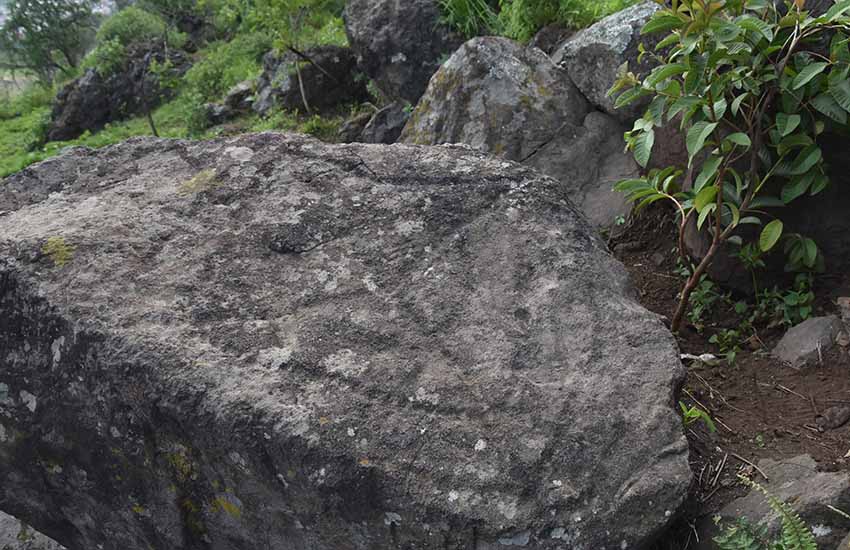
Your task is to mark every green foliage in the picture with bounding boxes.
[611,0,850,332]
[0,0,98,82]
[81,38,126,76]
[182,32,271,103]
[714,517,771,550]
[96,7,169,47]
[439,0,499,38]
[246,0,347,48]
[438,0,636,40]
[247,107,345,140]
[42,236,75,267]
[680,401,717,432]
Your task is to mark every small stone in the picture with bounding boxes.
[772,315,842,367]
[816,406,850,430]
[651,252,665,267]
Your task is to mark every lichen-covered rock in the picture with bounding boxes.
[553,2,661,122]
[0,133,690,550]
[402,37,636,229]
[344,0,462,103]
[359,101,410,144]
[0,512,64,550]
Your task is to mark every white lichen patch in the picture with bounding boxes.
[19,390,37,412]
[498,531,530,546]
[257,347,293,370]
[51,336,65,368]
[394,219,424,237]
[322,350,369,378]
[811,524,832,537]
[497,499,519,520]
[474,439,487,452]
[225,146,255,164]
[0,423,7,442]
[414,387,440,406]
[0,383,10,405]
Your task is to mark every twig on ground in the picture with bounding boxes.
[730,452,769,481]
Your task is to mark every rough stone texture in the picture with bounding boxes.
[528,25,574,56]
[838,531,850,550]
[0,133,690,550]
[252,46,368,116]
[773,315,842,368]
[337,111,373,143]
[553,2,661,122]
[359,101,410,144]
[0,512,64,550]
[344,0,463,104]
[698,456,850,549]
[223,80,255,112]
[47,45,190,142]
[401,37,636,229]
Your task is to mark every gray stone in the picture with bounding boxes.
[360,101,410,144]
[0,133,690,550]
[344,0,462,103]
[337,111,373,143]
[253,46,368,116]
[402,37,636,229]
[773,315,842,367]
[0,512,64,550]
[837,531,850,550]
[700,455,850,549]
[553,2,661,123]
[222,79,255,111]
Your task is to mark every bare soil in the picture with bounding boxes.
[611,206,850,549]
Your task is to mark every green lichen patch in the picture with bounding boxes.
[179,169,220,195]
[42,237,76,267]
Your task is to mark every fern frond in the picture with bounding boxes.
[737,475,818,550]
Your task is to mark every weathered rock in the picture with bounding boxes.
[337,111,373,143]
[202,102,234,126]
[838,530,850,550]
[222,80,255,112]
[0,133,690,550]
[773,315,842,367]
[253,46,369,116]
[0,512,64,550]
[528,25,574,56]
[46,44,190,142]
[402,37,636,229]
[553,2,661,122]
[699,455,850,549]
[344,0,463,103]
[359,101,410,144]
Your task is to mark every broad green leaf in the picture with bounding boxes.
[695,185,718,211]
[738,16,774,42]
[826,0,850,21]
[776,113,801,136]
[803,238,818,267]
[645,64,688,87]
[731,93,748,116]
[647,96,667,125]
[697,203,717,229]
[633,129,655,168]
[759,219,784,251]
[749,196,784,209]
[668,96,702,119]
[789,145,822,175]
[614,178,648,193]
[642,14,684,35]
[810,173,829,195]
[811,93,848,124]
[725,133,752,147]
[686,121,718,161]
[740,216,762,225]
[778,133,813,155]
[781,173,814,203]
[828,77,850,112]
[695,156,723,192]
[792,62,829,90]
[615,87,650,109]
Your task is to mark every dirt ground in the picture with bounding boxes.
[610,206,850,549]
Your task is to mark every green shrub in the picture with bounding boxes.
[81,38,127,76]
[182,32,271,103]
[610,0,850,332]
[246,0,347,47]
[96,7,169,47]
[439,0,499,38]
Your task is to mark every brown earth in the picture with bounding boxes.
[611,206,850,549]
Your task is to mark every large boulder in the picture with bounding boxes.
[46,45,190,143]
[344,0,463,104]
[553,2,661,123]
[402,37,637,229]
[0,512,64,550]
[253,46,369,116]
[0,134,691,549]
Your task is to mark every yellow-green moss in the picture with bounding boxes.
[179,169,219,195]
[42,237,75,267]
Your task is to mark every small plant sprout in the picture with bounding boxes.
[609,0,850,332]
[680,401,717,432]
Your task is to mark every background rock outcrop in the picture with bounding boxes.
[0,133,690,549]
[46,44,190,142]
[553,2,660,123]
[252,45,369,116]
[402,37,637,229]
[344,0,462,104]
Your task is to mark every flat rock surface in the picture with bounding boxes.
[0,511,64,550]
[0,134,690,550]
